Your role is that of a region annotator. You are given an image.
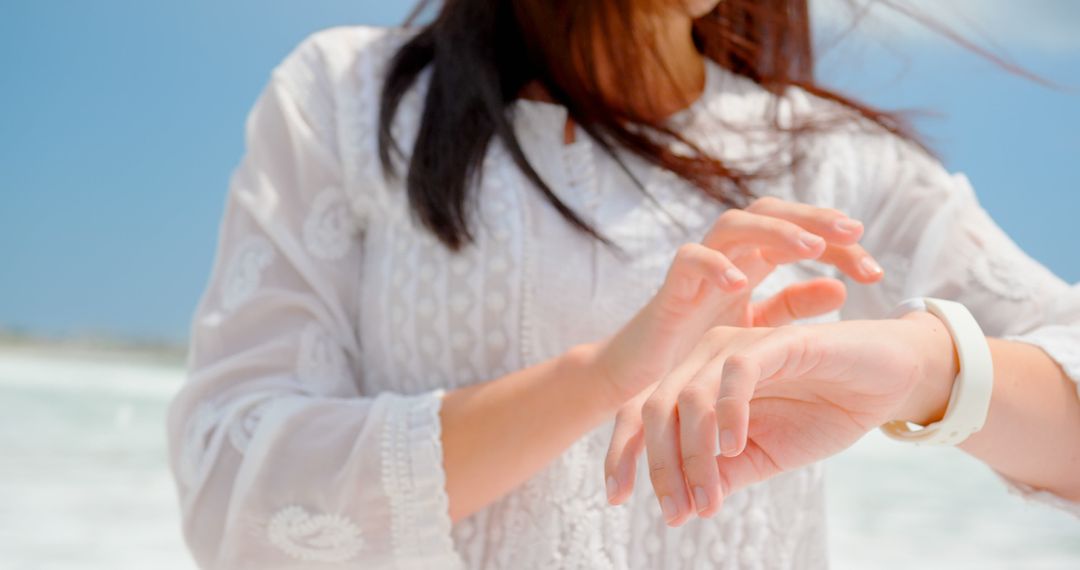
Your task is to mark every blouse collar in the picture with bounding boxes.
[511,56,724,140]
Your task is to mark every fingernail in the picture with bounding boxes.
[660,495,678,522]
[860,256,884,276]
[834,218,862,234]
[798,232,825,251]
[720,430,737,456]
[606,476,619,502]
[723,268,747,288]
[693,486,709,513]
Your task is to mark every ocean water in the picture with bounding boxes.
[1,347,1077,569]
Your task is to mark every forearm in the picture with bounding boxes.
[958,339,1080,500]
[439,342,621,522]
[895,315,1080,499]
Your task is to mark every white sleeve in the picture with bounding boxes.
[839,131,1080,515]
[165,32,461,568]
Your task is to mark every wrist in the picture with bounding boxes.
[894,310,960,425]
[561,341,632,413]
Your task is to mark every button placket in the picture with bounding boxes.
[561,124,602,299]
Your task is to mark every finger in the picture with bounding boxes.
[818,243,885,284]
[605,392,649,506]
[641,331,726,526]
[722,198,883,283]
[728,326,811,387]
[704,209,828,260]
[714,438,784,499]
[751,278,847,327]
[745,196,864,245]
[642,393,692,526]
[714,354,763,458]
[676,355,733,517]
[726,248,773,285]
[755,240,882,285]
[655,243,747,317]
[715,327,812,456]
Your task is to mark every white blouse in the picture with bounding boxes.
[165,25,1080,569]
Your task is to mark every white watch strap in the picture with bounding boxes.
[881,297,995,446]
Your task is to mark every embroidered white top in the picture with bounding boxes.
[165,25,1080,569]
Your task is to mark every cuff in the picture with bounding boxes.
[1004,326,1080,399]
[997,472,1080,519]
[380,389,463,569]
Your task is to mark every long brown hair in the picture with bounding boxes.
[378,0,917,251]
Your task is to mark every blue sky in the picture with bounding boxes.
[1,1,1077,344]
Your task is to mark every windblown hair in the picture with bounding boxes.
[378,0,918,251]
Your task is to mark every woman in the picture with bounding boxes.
[165,0,1079,568]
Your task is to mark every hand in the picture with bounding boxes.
[606,311,958,526]
[591,196,884,405]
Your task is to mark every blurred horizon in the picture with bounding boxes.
[1,0,1078,346]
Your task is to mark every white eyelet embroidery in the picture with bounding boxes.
[324,28,835,568]
[970,254,1034,301]
[303,187,360,260]
[221,236,275,312]
[297,322,352,393]
[267,506,364,562]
